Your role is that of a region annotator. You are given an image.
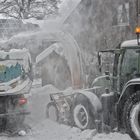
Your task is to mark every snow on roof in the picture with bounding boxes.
[0,14,11,19]
[0,48,30,61]
[22,18,45,28]
[121,39,138,47]
[128,78,140,82]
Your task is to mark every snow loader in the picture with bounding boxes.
[0,48,32,134]
[46,27,140,140]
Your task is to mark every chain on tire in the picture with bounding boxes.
[122,91,140,140]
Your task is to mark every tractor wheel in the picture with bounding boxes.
[122,91,140,140]
[72,94,95,130]
[46,102,59,122]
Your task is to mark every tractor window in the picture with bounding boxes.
[101,53,115,74]
[120,48,140,86]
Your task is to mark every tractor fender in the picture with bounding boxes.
[117,79,140,129]
[74,90,102,114]
[118,78,140,104]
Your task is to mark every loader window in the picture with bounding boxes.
[120,48,140,87]
[0,62,23,83]
[100,53,115,74]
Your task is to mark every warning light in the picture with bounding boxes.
[18,98,27,105]
[135,27,140,45]
[135,27,140,34]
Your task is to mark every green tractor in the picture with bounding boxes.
[47,29,140,139]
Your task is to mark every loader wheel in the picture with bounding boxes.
[123,91,140,140]
[46,102,59,122]
[72,94,94,130]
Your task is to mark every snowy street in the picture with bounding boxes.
[0,85,132,140]
[0,0,139,140]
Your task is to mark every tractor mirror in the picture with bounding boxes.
[105,71,110,80]
[98,52,102,72]
[105,71,110,76]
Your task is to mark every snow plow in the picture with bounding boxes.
[0,48,32,134]
[46,27,140,140]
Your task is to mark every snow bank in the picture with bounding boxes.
[93,133,131,140]
[32,78,42,88]
[31,84,60,95]
[25,119,98,140]
[1,119,131,140]
[28,119,132,140]
[0,119,133,140]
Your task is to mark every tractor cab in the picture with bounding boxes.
[98,27,140,94]
[117,40,140,92]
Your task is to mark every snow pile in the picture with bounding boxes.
[32,78,42,88]
[28,119,96,140]
[1,119,131,140]
[0,120,133,140]
[25,84,60,126]
[94,133,131,140]
[37,84,60,95]
[27,119,132,140]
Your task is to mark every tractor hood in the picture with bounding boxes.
[0,48,32,95]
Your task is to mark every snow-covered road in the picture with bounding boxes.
[1,119,132,140]
[0,85,132,140]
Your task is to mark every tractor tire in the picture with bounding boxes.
[72,94,95,130]
[122,91,140,140]
[46,102,59,122]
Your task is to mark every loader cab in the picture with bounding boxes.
[117,27,140,92]
[117,40,140,92]
[97,49,120,91]
[97,27,140,93]
[98,40,140,93]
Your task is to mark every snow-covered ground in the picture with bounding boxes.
[0,85,132,140]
